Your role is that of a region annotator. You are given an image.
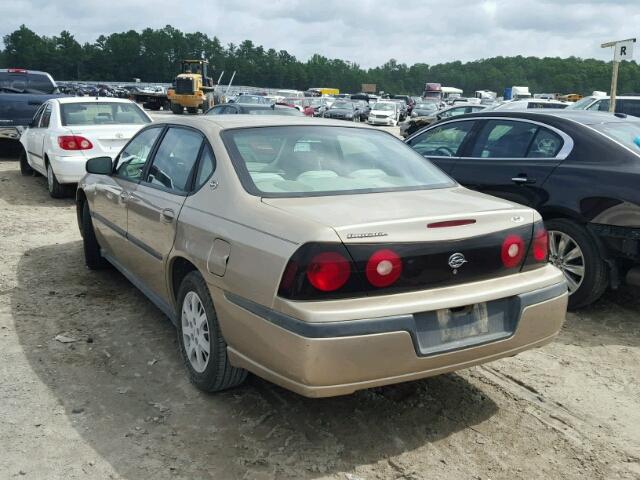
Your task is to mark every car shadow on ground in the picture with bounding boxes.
[13,241,499,479]
[561,285,640,348]
[0,158,74,207]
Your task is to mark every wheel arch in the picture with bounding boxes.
[169,256,200,305]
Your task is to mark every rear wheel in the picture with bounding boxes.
[170,103,184,114]
[177,271,247,392]
[82,202,109,269]
[46,162,69,198]
[187,107,198,114]
[545,218,609,309]
[19,151,33,176]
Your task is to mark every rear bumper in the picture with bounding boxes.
[213,267,568,397]
[0,126,23,140]
[49,153,90,184]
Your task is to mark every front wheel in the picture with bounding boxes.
[545,219,609,309]
[170,103,184,114]
[177,271,247,392]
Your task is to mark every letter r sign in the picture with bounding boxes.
[615,39,635,61]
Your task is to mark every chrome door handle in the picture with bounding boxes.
[511,176,536,185]
[160,208,175,223]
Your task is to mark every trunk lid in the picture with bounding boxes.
[262,187,534,243]
[66,124,142,157]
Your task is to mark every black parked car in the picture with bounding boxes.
[405,110,640,308]
[323,100,362,121]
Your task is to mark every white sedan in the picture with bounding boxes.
[19,97,152,197]
[367,101,400,126]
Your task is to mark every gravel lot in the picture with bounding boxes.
[1,125,639,479]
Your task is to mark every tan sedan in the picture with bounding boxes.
[77,116,567,397]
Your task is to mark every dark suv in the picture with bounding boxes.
[405,110,640,308]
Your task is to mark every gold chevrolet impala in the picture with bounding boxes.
[76,115,567,397]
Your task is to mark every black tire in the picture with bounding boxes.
[186,107,198,114]
[46,162,69,198]
[170,103,183,114]
[177,271,247,392]
[19,151,33,176]
[82,202,109,269]
[545,218,609,309]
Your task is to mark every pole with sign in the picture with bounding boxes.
[601,38,635,113]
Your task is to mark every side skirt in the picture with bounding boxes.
[102,250,177,325]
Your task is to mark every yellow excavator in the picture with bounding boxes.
[167,60,216,114]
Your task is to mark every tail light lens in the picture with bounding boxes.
[366,249,402,287]
[306,252,351,292]
[501,234,525,268]
[533,228,549,262]
[58,136,93,151]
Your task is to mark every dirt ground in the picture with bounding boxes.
[0,152,639,480]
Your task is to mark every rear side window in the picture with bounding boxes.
[144,127,203,193]
[195,144,216,189]
[39,104,52,128]
[408,121,475,157]
[616,99,640,117]
[527,128,563,158]
[471,120,538,158]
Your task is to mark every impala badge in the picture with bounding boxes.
[448,252,467,274]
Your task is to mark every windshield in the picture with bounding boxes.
[373,103,395,111]
[568,97,597,110]
[331,101,354,110]
[590,121,640,153]
[222,126,454,197]
[60,102,150,126]
[415,103,438,110]
[423,92,441,99]
[237,95,268,105]
[0,72,56,94]
[246,107,303,116]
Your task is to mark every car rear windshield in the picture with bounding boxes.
[60,102,150,126]
[222,126,455,197]
[0,72,56,94]
[590,121,640,153]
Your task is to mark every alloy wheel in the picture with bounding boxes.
[181,291,210,373]
[548,230,585,294]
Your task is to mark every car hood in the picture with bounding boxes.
[262,186,535,243]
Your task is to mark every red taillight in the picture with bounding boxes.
[8,68,27,73]
[501,234,525,268]
[366,249,403,287]
[58,136,93,151]
[533,228,548,262]
[306,252,351,292]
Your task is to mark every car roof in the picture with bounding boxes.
[448,109,639,126]
[53,97,137,105]
[155,115,376,131]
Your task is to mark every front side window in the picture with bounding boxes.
[223,126,454,197]
[408,121,475,157]
[471,120,538,158]
[116,127,163,182]
[60,102,150,126]
[144,127,203,192]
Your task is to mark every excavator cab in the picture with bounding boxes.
[180,60,213,88]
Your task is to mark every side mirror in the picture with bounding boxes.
[86,156,113,175]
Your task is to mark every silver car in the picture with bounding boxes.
[77,115,567,397]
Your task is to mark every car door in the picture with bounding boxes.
[450,118,569,208]
[24,104,46,171]
[125,126,205,301]
[91,126,164,265]
[405,119,477,174]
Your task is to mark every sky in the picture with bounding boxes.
[2,0,639,67]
